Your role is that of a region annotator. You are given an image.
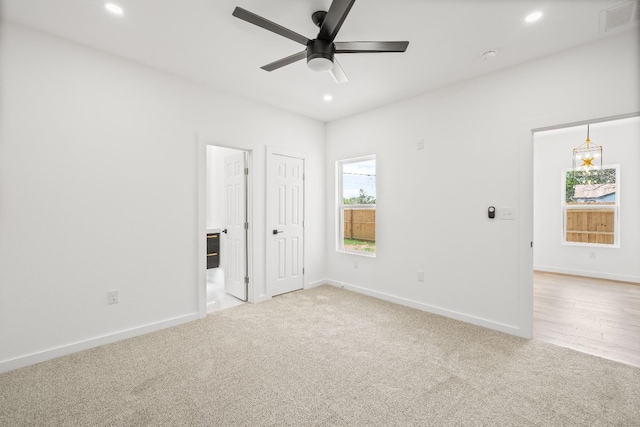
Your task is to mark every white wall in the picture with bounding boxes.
[0,23,326,372]
[325,29,640,337]
[534,116,640,282]
[2,21,638,373]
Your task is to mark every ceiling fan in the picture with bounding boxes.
[232,0,409,84]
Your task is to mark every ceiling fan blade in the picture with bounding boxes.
[233,7,310,46]
[335,41,409,53]
[318,0,356,42]
[329,59,348,84]
[261,51,307,72]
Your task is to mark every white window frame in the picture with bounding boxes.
[337,155,376,257]
[561,165,620,248]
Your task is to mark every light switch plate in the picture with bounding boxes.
[500,207,515,220]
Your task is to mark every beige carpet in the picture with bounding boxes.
[1,285,639,426]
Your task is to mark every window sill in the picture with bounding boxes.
[336,249,376,258]
[562,241,619,249]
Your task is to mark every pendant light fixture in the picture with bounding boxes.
[573,124,602,176]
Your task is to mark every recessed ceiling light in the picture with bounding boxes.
[105,2,124,16]
[525,11,543,23]
[323,94,333,102]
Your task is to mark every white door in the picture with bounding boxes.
[268,153,304,296]
[223,152,247,301]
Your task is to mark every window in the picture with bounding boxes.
[562,166,619,247]
[337,156,376,255]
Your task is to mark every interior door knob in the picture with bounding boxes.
[222,229,228,234]
[272,229,283,235]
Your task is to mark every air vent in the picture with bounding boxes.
[600,1,640,33]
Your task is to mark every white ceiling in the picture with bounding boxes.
[2,0,638,122]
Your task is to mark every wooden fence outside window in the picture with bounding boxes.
[565,208,615,245]
[344,209,376,242]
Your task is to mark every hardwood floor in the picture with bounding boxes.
[533,271,640,368]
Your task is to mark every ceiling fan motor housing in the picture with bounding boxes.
[307,39,334,72]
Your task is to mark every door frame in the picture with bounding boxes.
[265,146,307,298]
[197,137,254,318]
[519,110,640,339]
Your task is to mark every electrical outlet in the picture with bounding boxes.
[107,290,119,305]
[353,260,359,269]
[417,271,425,282]
[590,251,597,259]
[417,139,425,150]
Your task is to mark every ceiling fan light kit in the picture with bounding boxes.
[232,0,409,83]
[307,39,335,72]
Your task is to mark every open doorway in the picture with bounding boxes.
[532,115,640,366]
[205,145,250,312]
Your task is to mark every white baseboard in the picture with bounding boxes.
[326,280,525,338]
[0,313,199,374]
[306,279,331,289]
[534,265,640,283]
